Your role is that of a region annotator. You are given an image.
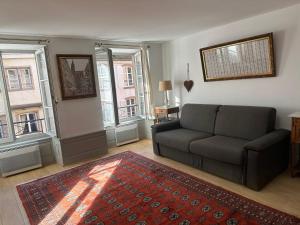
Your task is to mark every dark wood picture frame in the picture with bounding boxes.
[200,33,275,82]
[57,54,97,100]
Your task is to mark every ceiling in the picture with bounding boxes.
[0,0,299,42]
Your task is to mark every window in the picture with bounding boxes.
[0,49,56,145]
[7,69,21,90]
[6,67,33,91]
[17,112,39,135]
[20,68,33,89]
[96,48,145,126]
[126,98,136,117]
[124,66,134,87]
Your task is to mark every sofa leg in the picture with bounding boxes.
[242,151,248,185]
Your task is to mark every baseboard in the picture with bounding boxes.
[60,130,108,165]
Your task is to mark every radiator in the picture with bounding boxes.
[0,145,42,177]
[115,123,139,146]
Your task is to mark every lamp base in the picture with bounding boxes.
[164,91,170,107]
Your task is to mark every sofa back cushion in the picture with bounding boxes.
[215,105,276,140]
[180,104,220,133]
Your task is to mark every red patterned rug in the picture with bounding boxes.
[17,151,300,225]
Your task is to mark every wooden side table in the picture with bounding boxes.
[289,113,300,177]
[154,106,179,124]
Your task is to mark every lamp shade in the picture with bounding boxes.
[159,80,172,91]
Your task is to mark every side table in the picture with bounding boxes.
[289,112,300,177]
[154,106,179,124]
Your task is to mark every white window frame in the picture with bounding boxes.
[0,46,58,146]
[0,53,14,144]
[133,51,146,118]
[35,47,58,136]
[96,47,145,126]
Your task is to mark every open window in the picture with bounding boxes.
[96,47,145,127]
[0,44,57,145]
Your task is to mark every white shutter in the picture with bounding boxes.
[133,51,146,117]
[96,49,116,127]
[0,53,14,143]
[35,47,57,136]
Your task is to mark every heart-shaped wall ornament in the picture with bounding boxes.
[184,80,194,92]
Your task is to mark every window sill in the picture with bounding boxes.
[104,116,145,129]
[0,133,52,152]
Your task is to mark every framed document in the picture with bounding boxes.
[200,33,275,82]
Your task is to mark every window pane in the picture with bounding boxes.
[19,114,29,134]
[0,92,11,141]
[35,50,56,135]
[28,113,38,133]
[134,51,145,116]
[40,81,51,106]
[44,108,54,132]
[125,67,133,86]
[20,68,33,89]
[7,69,20,90]
[112,56,138,121]
[96,51,115,127]
[36,52,47,81]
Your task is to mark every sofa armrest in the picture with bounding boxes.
[244,129,290,152]
[244,129,290,190]
[151,120,180,155]
[151,119,180,133]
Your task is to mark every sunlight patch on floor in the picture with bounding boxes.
[38,160,121,225]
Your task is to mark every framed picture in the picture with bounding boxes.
[200,33,275,82]
[57,54,97,100]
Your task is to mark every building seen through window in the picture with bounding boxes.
[96,48,145,127]
[0,51,56,142]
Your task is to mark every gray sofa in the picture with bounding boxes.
[152,104,290,190]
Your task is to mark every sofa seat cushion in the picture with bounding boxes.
[190,136,248,165]
[156,128,212,152]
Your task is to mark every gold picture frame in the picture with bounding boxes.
[200,33,275,82]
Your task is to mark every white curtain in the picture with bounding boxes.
[141,46,155,120]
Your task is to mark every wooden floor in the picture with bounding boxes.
[0,139,300,225]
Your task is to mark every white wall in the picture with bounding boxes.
[147,43,164,106]
[162,4,300,129]
[47,38,103,139]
